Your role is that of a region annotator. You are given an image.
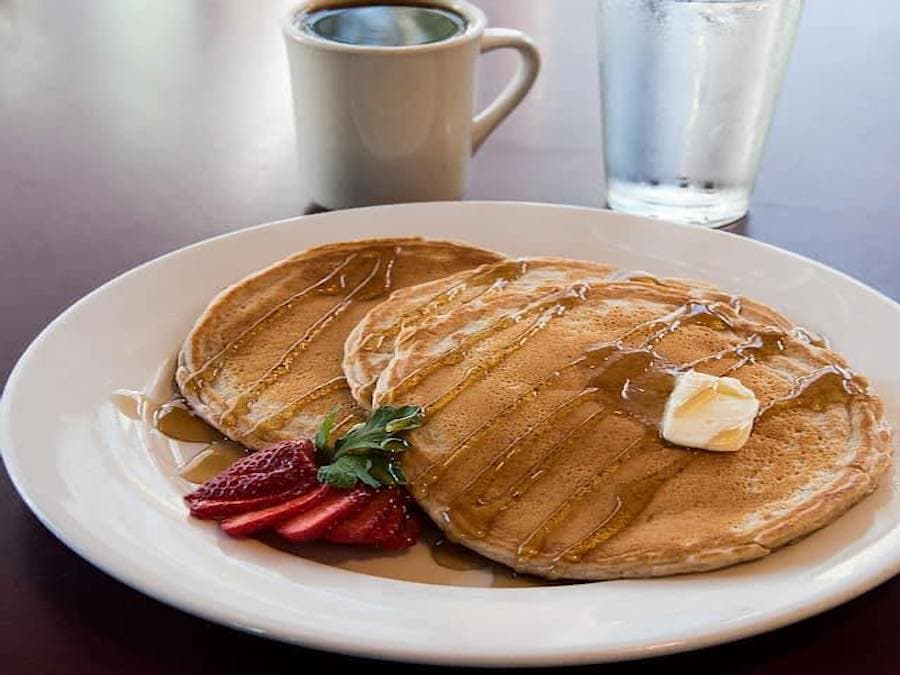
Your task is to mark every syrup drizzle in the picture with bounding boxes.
[181,253,359,393]
[449,404,609,539]
[423,286,592,415]
[759,365,865,417]
[386,283,590,405]
[360,259,532,354]
[153,400,223,443]
[552,451,694,567]
[402,296,865,566]
[687,329,787,376]
[179,441,248,483]
[180,247,412,440]
[414,366,581,494]
[517,434,654,560]
[414,300,731,493]
[246,376,350,437]
[112,391,250,482]
[219,256,387,427]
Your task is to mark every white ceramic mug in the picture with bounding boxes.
[283,1,540,210]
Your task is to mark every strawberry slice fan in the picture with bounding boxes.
[185,407,425,550]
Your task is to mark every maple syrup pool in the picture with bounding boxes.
[112,388,560,588]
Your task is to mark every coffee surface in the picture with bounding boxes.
[301,5,466,46]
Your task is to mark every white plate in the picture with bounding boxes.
[2,202,898,666]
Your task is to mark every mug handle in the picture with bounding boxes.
[472,28,541,153]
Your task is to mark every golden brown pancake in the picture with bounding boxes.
[176,238,501,448]
[374,277,892,579]
[343,258,618,409]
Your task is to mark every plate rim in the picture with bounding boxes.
[2,200,899,666]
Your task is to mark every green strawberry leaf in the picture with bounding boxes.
[317,455,381,489]
[313,407,338,463]
[315,406,422,489]
[333,406,424,456]
[368,454,407,486]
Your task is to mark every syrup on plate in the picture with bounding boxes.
[112,388,557,587]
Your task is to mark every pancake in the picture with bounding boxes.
[343,257,618,409]
[374,277,892,579]
[176,238,501,448]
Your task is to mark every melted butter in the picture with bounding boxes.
[708,424,750,448]
[153,399,223,443]
[179,441,248,483]
[674,385,718,417]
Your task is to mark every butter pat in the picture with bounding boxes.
[661,371,759,452]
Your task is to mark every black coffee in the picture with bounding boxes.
[301,4,466,47]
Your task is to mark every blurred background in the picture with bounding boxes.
[1,0,898,380]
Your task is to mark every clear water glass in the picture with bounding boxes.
[599,0,804,227]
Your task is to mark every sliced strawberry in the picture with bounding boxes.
[377,512,423,550]
[187,487,310,519]
[324,487,406,545]
[220,484,333,537]
[185,440,317,518]
[276,486,373,542]
[363,499,407,545]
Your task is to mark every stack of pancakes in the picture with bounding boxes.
[178,238,892,580]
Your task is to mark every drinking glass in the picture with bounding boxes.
[598,0,803,227]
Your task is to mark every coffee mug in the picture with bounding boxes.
[283,1,540,210]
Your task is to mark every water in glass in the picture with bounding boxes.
[599,0,803,227]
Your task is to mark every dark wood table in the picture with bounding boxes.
[2,1,898,672]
